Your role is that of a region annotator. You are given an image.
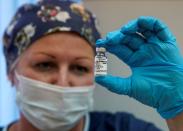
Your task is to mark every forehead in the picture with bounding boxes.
[23,32,95,59]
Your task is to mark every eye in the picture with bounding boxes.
[70,65,89,76]
[33,61,57,72]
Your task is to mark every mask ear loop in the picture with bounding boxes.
[9,57,20,73]
[8,48,28,86]
[8,57,21,87]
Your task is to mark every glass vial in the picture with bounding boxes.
[95,47,107,76]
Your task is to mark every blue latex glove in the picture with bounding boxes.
[95,16,183,119]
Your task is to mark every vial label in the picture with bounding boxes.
[95,54,107,76]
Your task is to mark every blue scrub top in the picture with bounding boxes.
[0,111,162,131]
[89,112,162,131]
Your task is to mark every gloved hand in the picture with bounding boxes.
[95,16,183,119]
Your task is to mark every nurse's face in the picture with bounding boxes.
[15,32,95,87]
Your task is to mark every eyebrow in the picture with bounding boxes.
[75,56,94,61]
[34,52,56,59]
[34,52,93,60]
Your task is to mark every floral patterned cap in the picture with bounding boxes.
[3,0,101,72]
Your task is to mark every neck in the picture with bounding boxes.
[9,114,85,131]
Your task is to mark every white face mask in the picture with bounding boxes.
[15,73,94,131]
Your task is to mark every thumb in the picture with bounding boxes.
[95,75,131,95]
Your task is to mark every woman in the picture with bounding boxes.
[2,0,183,131]
[3,0,100,130]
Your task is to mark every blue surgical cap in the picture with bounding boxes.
[3,0,101,72]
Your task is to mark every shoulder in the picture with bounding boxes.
[0,127,6,131]
[0,127,4,131]
[89,111,162,131]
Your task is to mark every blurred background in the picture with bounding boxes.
[1,0,183,130]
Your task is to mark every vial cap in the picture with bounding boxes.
[96,47,106,52]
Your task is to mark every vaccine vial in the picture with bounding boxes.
[95,47,107,76]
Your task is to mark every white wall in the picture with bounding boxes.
[84,0,183,130]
